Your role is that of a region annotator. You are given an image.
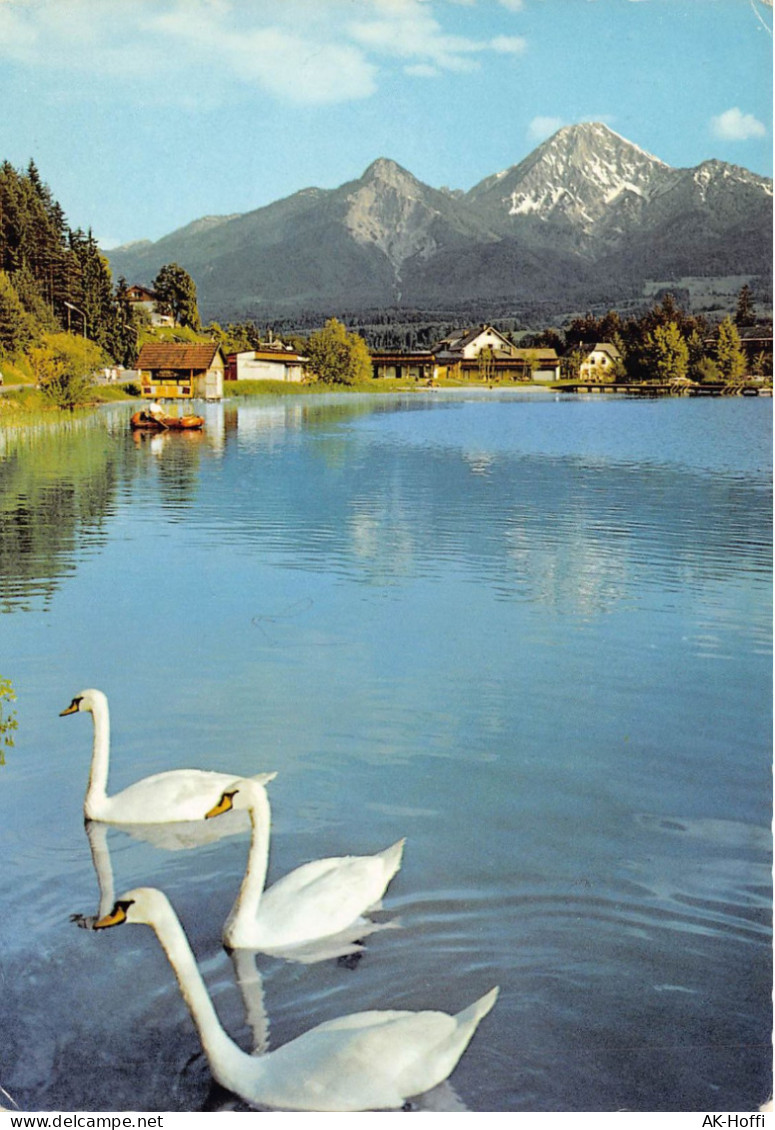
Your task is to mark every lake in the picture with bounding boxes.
[0,389,771,1113]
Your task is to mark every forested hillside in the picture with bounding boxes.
[0,160,139,370]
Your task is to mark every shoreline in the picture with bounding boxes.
[0,376,771,422]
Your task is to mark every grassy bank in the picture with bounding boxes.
[224,376,544,395]
[0,374,551,420]
[0,382,140,418]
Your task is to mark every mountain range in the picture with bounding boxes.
[106,122,773,323]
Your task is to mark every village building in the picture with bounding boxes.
[508,348,562,382]
[125,285,175,328]
[578,342,623,382]
[737,323,773,356]
[370,350,437,382]
[136,342,225,400]
[226,344,308,383]
[430,325,561,382]
[366,326,561,384]
[730,324,772,371]
[433,324,519,364]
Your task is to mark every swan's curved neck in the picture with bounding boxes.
[85,699,111,814]
[230,787,272,925]
[151,905,256,1092]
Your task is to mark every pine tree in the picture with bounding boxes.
[0,270,35,355]
[734,284,756,328]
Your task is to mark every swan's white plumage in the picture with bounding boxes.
[206,778,404,954]
[60,688,275,825]
[94,887,498,1112]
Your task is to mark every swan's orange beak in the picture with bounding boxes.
[59,700,79,716]
[94,902,129,930]
[205,792,235,820]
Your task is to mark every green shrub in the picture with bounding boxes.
[29,332,105,410]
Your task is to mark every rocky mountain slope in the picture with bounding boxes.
[107,123,772,320]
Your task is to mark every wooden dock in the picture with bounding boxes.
[555,381,771,398]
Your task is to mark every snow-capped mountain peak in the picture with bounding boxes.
[467,122,669,238]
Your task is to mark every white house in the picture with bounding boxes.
[579,342,622,381]
[226,346,308,383]
[434,324,518,362]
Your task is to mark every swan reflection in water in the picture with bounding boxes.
[91,888,495,1112]
[70,808,264,928]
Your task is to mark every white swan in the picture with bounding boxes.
[227,948,471,1108]
[60,688,276,825]
[94,887,498,1112]
[204,778,404,956]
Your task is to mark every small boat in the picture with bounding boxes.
[130,410,205,431]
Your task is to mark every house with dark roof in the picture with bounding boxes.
[126,285,175,328]
[430,325,561,382]
[136,342,225,400]
[370,350,437,382]
[736,324,772,368]
[702,323,773,375]
[434,324,518,363]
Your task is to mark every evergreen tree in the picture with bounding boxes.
[67,229,115,348]
[106,275,141,367]
[0,270,35,355]
[734,284,756,327]
[0,159,131,364]
[12,264,58,330]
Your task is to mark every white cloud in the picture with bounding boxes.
[528,115,565,141]
[405,63,442,77]
[0,0,377,103]
[349,10,480,73]
[149,10,378,104]
[490,35,527,54]
[0,0,528,104]
[348,1,528,75]
[498,0,524,9]
[711,107,767,141]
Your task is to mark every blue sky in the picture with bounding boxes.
[0,0,771,247]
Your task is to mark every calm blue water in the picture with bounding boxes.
[0,391,771,1112]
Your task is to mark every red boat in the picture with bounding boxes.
[130,410,205,431]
